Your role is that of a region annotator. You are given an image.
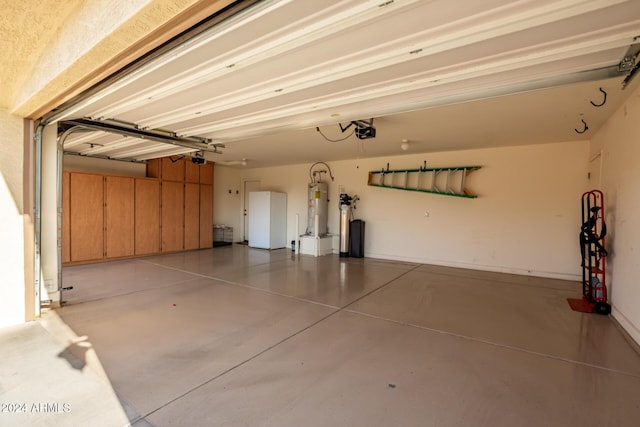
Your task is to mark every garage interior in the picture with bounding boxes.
[2,0,640,425]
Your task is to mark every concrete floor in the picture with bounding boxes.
[2,245,640,426]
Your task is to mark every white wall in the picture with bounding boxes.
[0,110,26,327]
[215,140,589,280]
[213,165,243,239]
[334,142,588,279]
[591,83,640,345]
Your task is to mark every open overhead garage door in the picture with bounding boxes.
[38,0,640,165]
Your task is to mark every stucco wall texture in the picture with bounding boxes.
[2,0,207,115]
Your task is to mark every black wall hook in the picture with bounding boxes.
[590,87,607,107]
[574,119,589,134]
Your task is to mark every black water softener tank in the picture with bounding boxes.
[349,220,365,258]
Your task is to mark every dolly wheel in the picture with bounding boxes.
[594,302,611,315]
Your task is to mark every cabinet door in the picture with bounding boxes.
[185,159,200,183]
[161,157,185,182]
[70,173,104,262]
[135,179,161,255]
[161,181,184,252]
[199,162,214,185]
[104,176,135,258]
[184,183,200,250]
[62,171,71,263]
[199,184,213,248]
[146,158,161,179]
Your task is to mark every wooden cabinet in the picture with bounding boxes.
[146,158,161,179]
[70,172,104,262]
[185,160,200,183]
[149,156,212,184]
[63,158,214,264]
[199,162,213,185]
[135,178,161,255]
[161,181,184,252]
[105,176,135,258]
[156,158,214,250]
[161,157,185,182]
[184,183,200,250]
[199,184,213,248]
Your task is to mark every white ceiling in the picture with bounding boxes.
[57,0,640,167]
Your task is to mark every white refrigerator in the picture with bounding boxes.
[248,191,287,249]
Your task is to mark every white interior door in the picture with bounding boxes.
[243,180,261,242]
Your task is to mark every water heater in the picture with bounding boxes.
[307,182,328,236]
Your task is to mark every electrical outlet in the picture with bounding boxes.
[45,279,54,291]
